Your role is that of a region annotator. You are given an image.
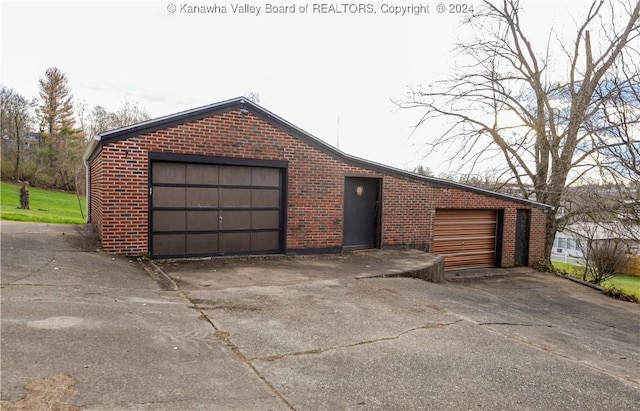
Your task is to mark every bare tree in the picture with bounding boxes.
[595,61,640,181]
[593,61,640,234]
[402,0,640,262]
[247,92,261,104]
[83,105,110,138]
[109,101,150,130]
[576,226,630,284]
[0,86,34,179]
[82,102,150,138]
[412,165,434,177]
[73,101,150,197]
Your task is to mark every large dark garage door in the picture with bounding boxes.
[150,161,284,258]
[432,209,498,270]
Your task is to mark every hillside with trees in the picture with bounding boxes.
[1,67,149,194]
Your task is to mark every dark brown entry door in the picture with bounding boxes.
[343,177,380,249]
[514,209,531,266]
[150,162,283,258]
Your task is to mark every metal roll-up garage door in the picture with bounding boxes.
[432,209,497,270]
[150,161,284,258]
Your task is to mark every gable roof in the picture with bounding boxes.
[83,96,551,210]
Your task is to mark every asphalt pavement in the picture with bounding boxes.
[2,221,639,410]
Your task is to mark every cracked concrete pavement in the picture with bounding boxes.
[2,221,639,410]
[156,249,640,410]
[1,221,286,410]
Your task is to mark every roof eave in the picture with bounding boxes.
[84,96,552,211]
[82,135,101,162]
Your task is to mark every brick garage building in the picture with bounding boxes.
[83,97,550,270]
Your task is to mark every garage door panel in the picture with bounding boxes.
[220,188,251,208]
[187,210,219,231]
[221,211,251,230]
[434,220,496,230]
[252,167,280,187]
[433,209,497,270]
[186,164,218,184]
[434,237,496,253]
[221,166,252,186]
[153,187,186,207]
[435,209,496,219]
[153,234,186,256]
[445,252,496,269]
[153,211,186,231]
[186,187,218,207]
[252,210,280,230]
[220,232,251,253]
[434,226,496,237]
[252,189,280,207]
[186,233,219,255]
[251,231,279,251]
[153,163,185,184]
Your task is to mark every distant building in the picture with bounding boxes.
[24,132,41,149]
[552,230,585,259]
[554,187,640,262]
[1,132,41,149]
[553,220,640,260]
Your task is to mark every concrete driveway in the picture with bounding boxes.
[2,221,639,410]
[1,221,285,410]
[156,257,640,410]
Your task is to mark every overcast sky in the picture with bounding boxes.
[2,0,587,174]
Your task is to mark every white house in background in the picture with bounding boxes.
[553,221,640,261]
[552,230,585,259]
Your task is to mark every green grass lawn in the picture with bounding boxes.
[551,261,585,277]
[552,261,640,301]
[603,276,640,301]
[0,181,86,224]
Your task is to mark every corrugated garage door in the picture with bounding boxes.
[150,161,283,258]
[432,209,497,270]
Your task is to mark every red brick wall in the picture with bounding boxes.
[528,207,547,266]
[89,140,148,255]
[89,151,104,239]
[380,179,547,266]
[381,176,434,249]
[89,108,546,267]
